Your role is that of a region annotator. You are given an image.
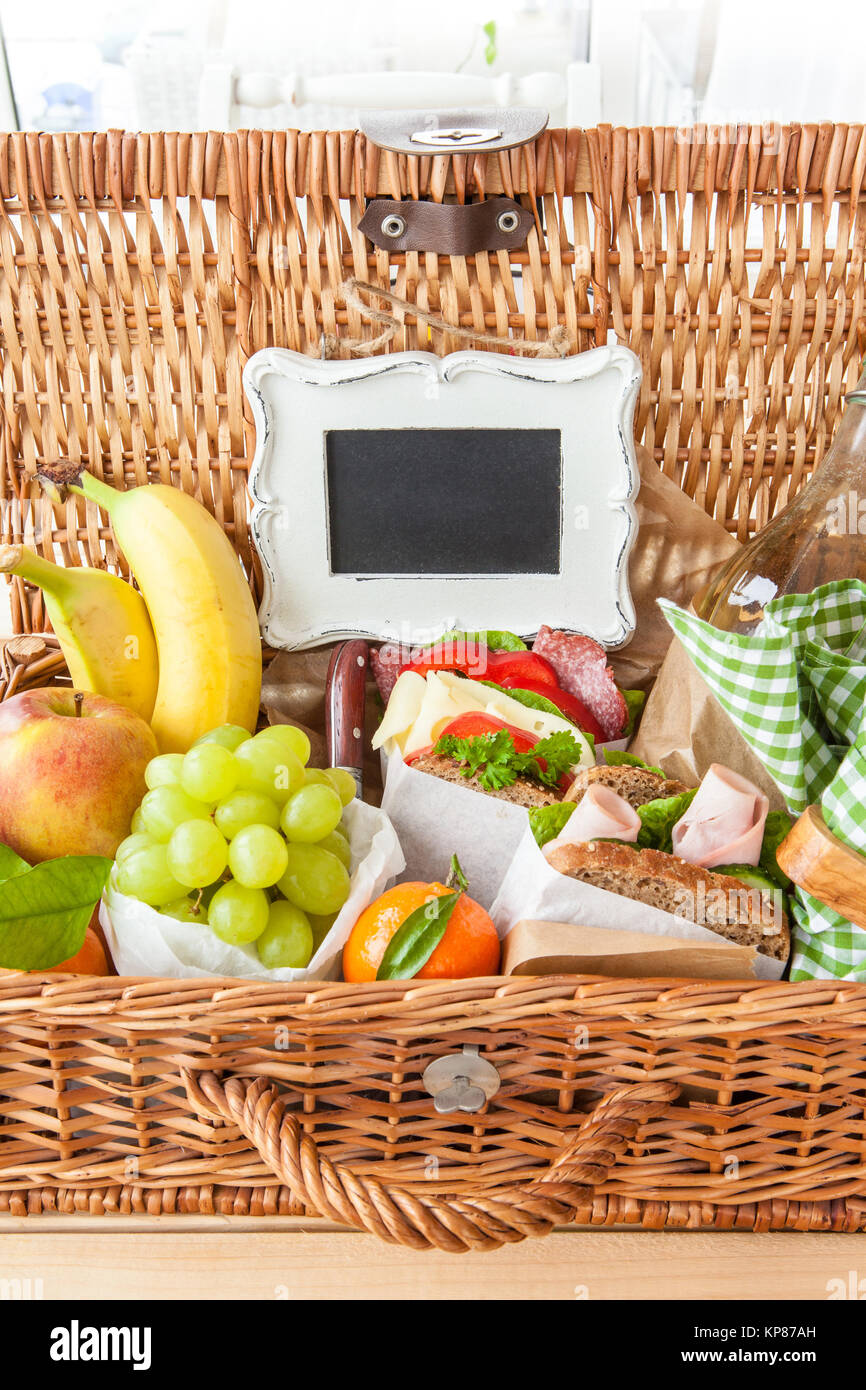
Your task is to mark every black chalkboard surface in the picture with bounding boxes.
[325,428,562,575]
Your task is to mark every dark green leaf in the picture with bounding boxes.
[636,788,698,852]
[433,726,584,792]
[434,730,518,787]
[0,856,112,971]
[603,747,666,778]
[517,730,585,786]
[528,802,575,848]
[0,843,30,884]
[376,890,461,980]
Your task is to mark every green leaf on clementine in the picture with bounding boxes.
[376,890,462,981]
[0,854,112,971]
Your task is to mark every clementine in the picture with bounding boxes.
[343,881,500,982]
[45,927,111,975]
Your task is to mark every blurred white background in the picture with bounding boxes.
[2,0,866,136]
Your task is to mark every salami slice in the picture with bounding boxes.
[370,644,405,702]
[531,626,628,740]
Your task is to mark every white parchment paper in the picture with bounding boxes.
[489,824,786,979]
[379,736,631,910]
[101,798,405,982]
[380,750,532,908]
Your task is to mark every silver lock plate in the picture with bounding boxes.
[422,1045,500,1115]
[361,108,549,158]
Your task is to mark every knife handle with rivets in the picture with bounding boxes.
[325,640,369,798]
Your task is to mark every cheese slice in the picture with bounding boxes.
[393,671,594,767]
[372,667,596,767]
[401,673,486,755]
[371,670,426,753]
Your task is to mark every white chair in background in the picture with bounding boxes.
[197,62,602,132]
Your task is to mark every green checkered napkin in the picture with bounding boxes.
[659,582,866,980]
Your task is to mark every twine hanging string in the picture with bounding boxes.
[316,277,574,360]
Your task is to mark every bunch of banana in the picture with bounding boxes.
[29,465,263,752]
[0,543,159,723]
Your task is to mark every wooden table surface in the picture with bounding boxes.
[1,1217,863,1299]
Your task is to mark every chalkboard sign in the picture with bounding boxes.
[326,428,562,576]
[244,346,641,651]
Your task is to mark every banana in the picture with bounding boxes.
[66,471,262,753]
[0,543,158,722]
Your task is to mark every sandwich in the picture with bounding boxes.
[529,756,793,962]
[371,627,643,745]
[406,712,588,808]
[372,649,597,809]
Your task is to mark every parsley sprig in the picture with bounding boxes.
[433,729,583,792]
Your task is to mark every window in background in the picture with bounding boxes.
[0,0,591,131]
[0,0,863,134]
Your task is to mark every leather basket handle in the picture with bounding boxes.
[182,1069,678,1253]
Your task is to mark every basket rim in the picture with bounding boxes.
[0,970,862,1034]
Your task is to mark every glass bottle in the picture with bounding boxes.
[696,367,866,633]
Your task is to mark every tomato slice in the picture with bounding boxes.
[496,677,605,741]
[402,644,558,688]
[403,713,535,766]
[435,712,538,751]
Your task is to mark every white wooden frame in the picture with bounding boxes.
[244,344,641,652]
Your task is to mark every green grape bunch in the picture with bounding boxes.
[114,723,356,970]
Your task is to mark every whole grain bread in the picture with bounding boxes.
[546,841,789,960]
[410,752,560,807]
[565,763,690,807]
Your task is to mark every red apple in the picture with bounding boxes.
[0,688,158,862]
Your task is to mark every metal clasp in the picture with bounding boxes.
[422,1045,500,1115]
[410,127,502,148]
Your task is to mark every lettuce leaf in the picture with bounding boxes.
[431,629,527,652]
[759,809,794,890]
[528,802,575,848]
[603,748,665,778]
[636,788,698,852]
[622,689,646,737]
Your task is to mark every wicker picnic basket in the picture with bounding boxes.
[2,124,866,1250]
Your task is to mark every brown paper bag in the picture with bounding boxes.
[608,446,739,690]
[502,920,760,980]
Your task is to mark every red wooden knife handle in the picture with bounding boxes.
[325,640,369,796]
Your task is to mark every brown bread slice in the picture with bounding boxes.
[410,752,560,807]
[546,841,789,960]
[565,763,690,807]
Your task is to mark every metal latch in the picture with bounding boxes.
[422,1045,500,1115]
[410,127,502,148]
[360,107,548,158]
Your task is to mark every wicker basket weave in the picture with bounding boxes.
[2,124,866,1247]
